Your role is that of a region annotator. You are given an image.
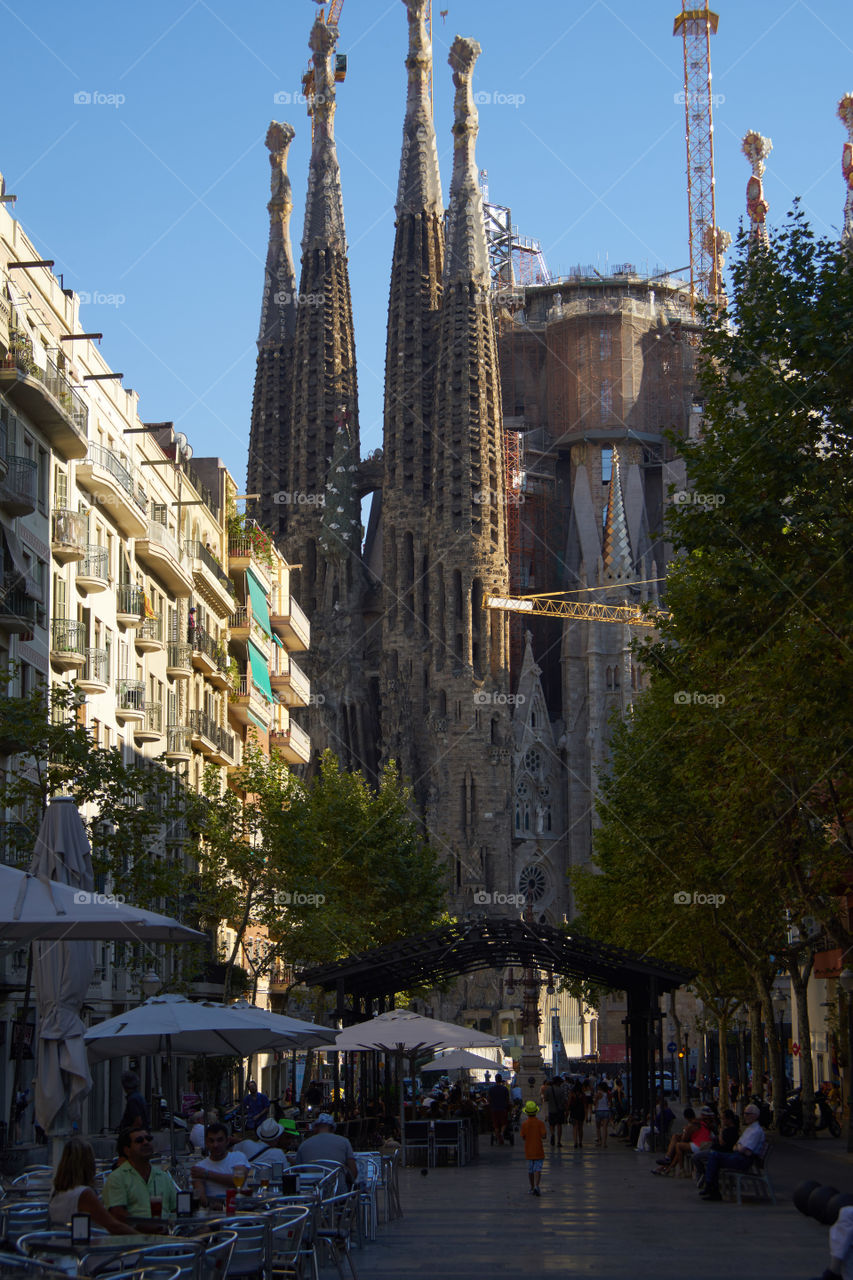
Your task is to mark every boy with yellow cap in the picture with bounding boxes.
[521,1100,547,1197]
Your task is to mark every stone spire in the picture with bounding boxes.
[838,93,853,244]
[742,130,772,249]
[602,448,633,582]
[380,0,446,792]
[444,37,490,286]
[288,11,360,611]
[247,121,298,537]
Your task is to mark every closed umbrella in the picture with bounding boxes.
[335,1010,502,1158]
[30,798,96,1134]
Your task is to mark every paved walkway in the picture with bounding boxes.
[361,1127,853,1278]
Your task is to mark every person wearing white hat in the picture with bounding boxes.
[294,1114,357,1185]
[233,1116,292,1166]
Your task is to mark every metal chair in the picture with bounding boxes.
[378,1151,402,1223]
[269,1205,310,1278]
[92,1272,182,1280]
[170,1227,237,1280]
[1,1205,51,1246]
[85,1241,203,1280]
[0,1255,80,1278]
[205,1214,270,1279]
[262,1198,319,1280]
[315,1192,359,1280]
[353,1158,380,1244]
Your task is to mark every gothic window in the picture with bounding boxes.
[600,328,611,358]
[601,446,613,485]
[531,710,536,729]
[523,748,541,775]
[600,380,612,418]
[613,666,621,688]
[606,667,613,690]
[519,863,547,903]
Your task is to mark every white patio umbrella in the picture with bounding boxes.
[335,1009,502,1157]
[0,863,207,941]
[227,1000,337,1050]
[29,798,96,1133]
[421,1049,505,1073]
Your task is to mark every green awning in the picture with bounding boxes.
[248,640,274,702]
[273,633,284,649]
[247,568,272,639]
[247,710,268,731]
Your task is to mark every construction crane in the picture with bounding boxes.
[486,594,663,627]
[303,0,348,138]
[673,5,720,309]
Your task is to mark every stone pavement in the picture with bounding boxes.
[361,1127,853,1279]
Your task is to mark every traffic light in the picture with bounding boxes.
[677,1051,685,1059]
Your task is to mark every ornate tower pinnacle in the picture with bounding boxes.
[838,93,853,244]
[444,36,489,286]
[247,120,298,535]
[259,122,297,347]
[602,448,633,583]
[303,16,347,255]
[742,130,772,248]
[397,0,442,217]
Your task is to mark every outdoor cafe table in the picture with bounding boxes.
[17,1231,192,1274]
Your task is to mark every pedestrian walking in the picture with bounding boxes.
[568,1081,586,1149]
[521,1100,546,1197]
[545,1075,567,1148]
[594,1082,611,1148]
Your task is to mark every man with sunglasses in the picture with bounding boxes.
[103,1129,178,1225]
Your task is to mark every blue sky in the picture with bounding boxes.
[3,0,851,487]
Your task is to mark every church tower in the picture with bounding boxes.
[380,0,445,799]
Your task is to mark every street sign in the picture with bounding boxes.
[667,1041,678,1054]
[792,1042,800,1056]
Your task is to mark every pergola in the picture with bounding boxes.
[298,917,693,1112]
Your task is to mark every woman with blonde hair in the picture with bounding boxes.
[49,1137,135,1234]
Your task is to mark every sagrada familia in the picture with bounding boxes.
[246,0,702,1042]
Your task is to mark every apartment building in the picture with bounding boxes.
[0,196,311,1137]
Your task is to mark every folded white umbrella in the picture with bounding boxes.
[421,1049,505,1073]
[0,863,206,941]
[30,798,96,1133]
[227,999,337,1049]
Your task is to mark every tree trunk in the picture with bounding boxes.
[749,999,764,1097]
[789,955,815,1116]
[757,981,784,1125]
[300,1049,315,1106]
[669,993,687,1103]
[716,1012,730,1116]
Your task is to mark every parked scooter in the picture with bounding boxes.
[778,1087,841,1138]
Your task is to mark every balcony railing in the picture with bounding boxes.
[77,545,109,581]
[0,455,37,508]
[52,507,87,550]
[137,616,163,646]
[230,606,249,629]
[166,725,192,756]
[142,518,181,560]
[184,541,235,597]
[51,618,86,656]
[0,821,30,868]
[138,701,163,735]
[167,641,192,671]
[116,583,145,619]
[3,345,88,434]
[188,709,235,759]
[80,648,108,686]
[0,589,37,630]
[191,626,229,673]
[116,678,145,713]
[84,445,147,512]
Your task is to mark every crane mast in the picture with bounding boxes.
[674,5,720,309]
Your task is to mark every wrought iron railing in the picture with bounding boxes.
[81,648,108,685]
[5,346,89,435]
[116,678,145,712]
[50,618,86,655]
[137,615,163,645]
[167,641,192,671]
[84,445,147,512]
[116,583,145,618]
[184,541,235,598]
[77,545,108,581]
[52,507,87,549]
[1,455,37,505]
[138,701,163,735]
[166,725,191,756]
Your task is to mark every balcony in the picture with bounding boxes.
[135,615,164,654]
[184,540,236,617]
[116,583,145,626]
[50,618,86,670]
[115,678,145,723]
[135,521,193,597]
[134,701,163,744]
[51,508,88,564]
[76,545,109,594]
[191,627,230,687]
[188,708,217,755]
[76,648,109,695]
[77,445,148,538]
[228,673,273,731]
[0,820,30,868]
[210,723,236,766]
[165,725,192,762]
[166,641,192,679]
[269,593,309,652]
[271,653,310,708]
[0,348,88,460]
[229,606,271,658]
[228,534,272,594]
[0,456,37,516]
[0,589,37,635]
[270,719,311,764]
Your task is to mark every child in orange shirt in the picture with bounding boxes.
[521,1099,547,1196]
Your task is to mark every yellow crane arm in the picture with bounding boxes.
[327,0,345,25]
[486,594,663,627]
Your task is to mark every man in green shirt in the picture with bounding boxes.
[103,1129,177,1223]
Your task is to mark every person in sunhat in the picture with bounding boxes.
[521,1100,547,1197]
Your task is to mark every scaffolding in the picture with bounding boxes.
[480,171,551,288]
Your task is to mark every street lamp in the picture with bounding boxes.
[838,969,853,1153]
[141,970,162,1000]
